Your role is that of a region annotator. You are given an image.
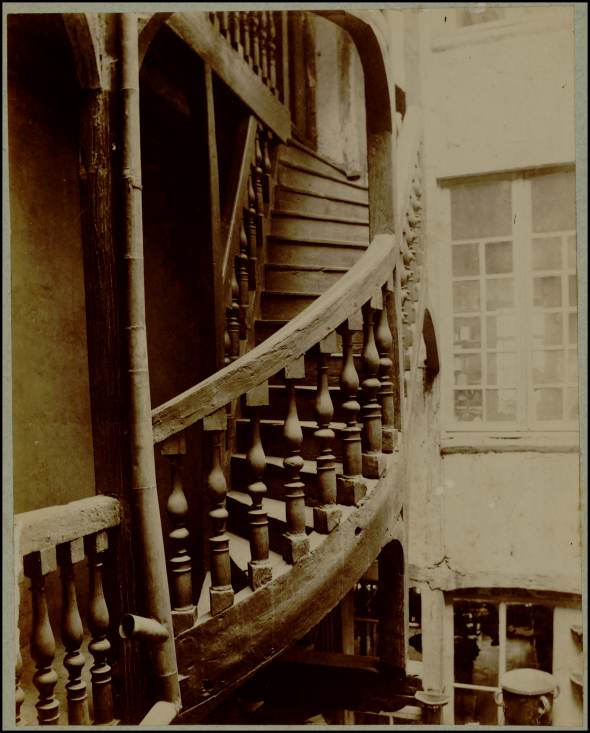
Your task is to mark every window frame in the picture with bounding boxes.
[442,166,578,433]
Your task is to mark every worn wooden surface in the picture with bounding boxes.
[167,13,290,141]
[63,14,102,89]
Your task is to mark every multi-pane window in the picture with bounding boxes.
[448,169,578,429]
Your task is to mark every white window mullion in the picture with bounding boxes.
[512,178,531,429]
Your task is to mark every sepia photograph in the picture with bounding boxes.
[3,2,586,728]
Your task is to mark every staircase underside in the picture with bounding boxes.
[176,449,404,722]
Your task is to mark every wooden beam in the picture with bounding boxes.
[63,13,103,90]
[138,12,174,67]
[167,13,290,141]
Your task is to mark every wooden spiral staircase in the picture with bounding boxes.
[12,10,444,727]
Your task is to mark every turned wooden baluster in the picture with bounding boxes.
[16,646,25,725]
[237,219,249,339]
[376,280,397,453]
[224,325,231,366]
[204,409,234,615]
[254,130,265,243]
[218,11,229,37]
[268,12,278,93]
[259,12,269,84]
[229,12,241,52]
[246,174,257,289]
[227,269,240,362]
[250,13,261,74]
[245,384,273,589]
[241,11,252,63]
[57,539,89,725]
[262,128,273,205]
[336,313,366,505]
[162,433,194,625]
[24,549,60,725]
[282,356,309,563]
[313,333,342,534]
[361,296,385,478]
[85,531,114,725]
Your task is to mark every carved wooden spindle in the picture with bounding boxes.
[227,269,241,361]
[237,220,249,339]
[218,11,229,37]
[268,12,278,93]
[224,325,231,366]
[57,539,89,725]
[16,647,25,725]
[162,433,194,626]
[241,11,252,63]
[361,297,385,478]
[259,12,269,83]
[282,356,309,563]
[246,175,257,289]
[245,384,273,589]
[262,129,273,205]
[313,333,342,534]
[229,12,241,51]
[254,131,265,241]
[24,549,60,725]
[85,531,114,725]
[336,313,366,505]
[204,409,234,615]
[375,281,397,453]
[250,12,261,73]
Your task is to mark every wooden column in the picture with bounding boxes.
[377,540,407,676]
[337,313,366,505]
[361,297,385,478]
[24,549,60,725]
[376,279,397,453]
[313,333,342,534]
[282,356,309,563]
[204,409,234,615]
[57,539,89,725]
[245,384,272,589]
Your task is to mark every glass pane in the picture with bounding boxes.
[485,241,513,274]
[531,170,576,233]
[486,389,517,421]
[451,180,512,240]
[568,349,578,383]
[454,689,499,725]
[532,350,564,384]
[567,386,579,420]
[532,237,562,270]
[455,353,482,386]
[454,390,483,422]
[486,278,513,310]
[454,317,481,349]
[569,313,578,345]
[568,235,577,268]
[454,602,499,686]
[532,312,563,347]
[506,605,553,673]
[487,353,516,386]
[533,276,562,307]
[569,275,577,307]
[487,314,515,349]
[453,243,479,277]
[453,281,480,313]
[534,388,563,420]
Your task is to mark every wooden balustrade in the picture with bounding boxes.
[376,280,397,453]
[204,409,234,615]
[245,384,272,589]
[361,298,385,478]
[282,356,310,563]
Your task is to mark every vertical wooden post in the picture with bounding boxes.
[241,11,252,63]
[237,220,249,339]
[253,128,265,247]
[280,12,290,107]
[227,271,241,362]
[259,12,269,84]
[24,549,60,725]
[204,408,234,615]
[361,296,385,478]
[282,356,309,563]
[261,129,273,206]
[250,13,261,73]
[119,12,180,707]
[246,174,257,289]
[245,383,272,589]
[313,333,342,534]
[376,279,397,453]
[268,12,278,94]
[337,313,366,505]
[57,539,89,725]
[377,540,407,676]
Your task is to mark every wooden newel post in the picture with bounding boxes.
[57,538,89,725]
[361,295,385,478]
[24,549,60,725]
[337,313,366,505]
[245,383,273,589]
[376,279,397,453]
[282,356,310,563]
[204,409,234,615]
[313,332,342,534]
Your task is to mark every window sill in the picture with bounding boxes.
[440,431,580,455]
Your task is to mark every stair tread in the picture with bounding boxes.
[276,182,369,207]
[265,262,349,273]
[262,289,321,298]
[272,208,369,226]
[278,158,368,190]
[227,490,315,528]
[232,452,344,476]
[268,234,369,247]
[226,530,285,573]
[284,138,360,180]
[236,417,347,430]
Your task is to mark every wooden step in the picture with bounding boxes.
[279,142,358,181]
[271,211,369,244]
[267,236,367,269]
[235,418,346,462]
[261,290,319,320]
[275,186,369,219]
[278,163,369,205]
[265,263,348,293]
[254,319,364,353]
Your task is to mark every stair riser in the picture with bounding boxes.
[263,385,347,423]
[265,266,346,293]
[278,166,368,204]
[261,292,317,320]
[275,188,369,220]
[226,495,291,556]
[271,216,369,244]
[267,240,366,269]
[278,145,354,180]
[236,420,344,462]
